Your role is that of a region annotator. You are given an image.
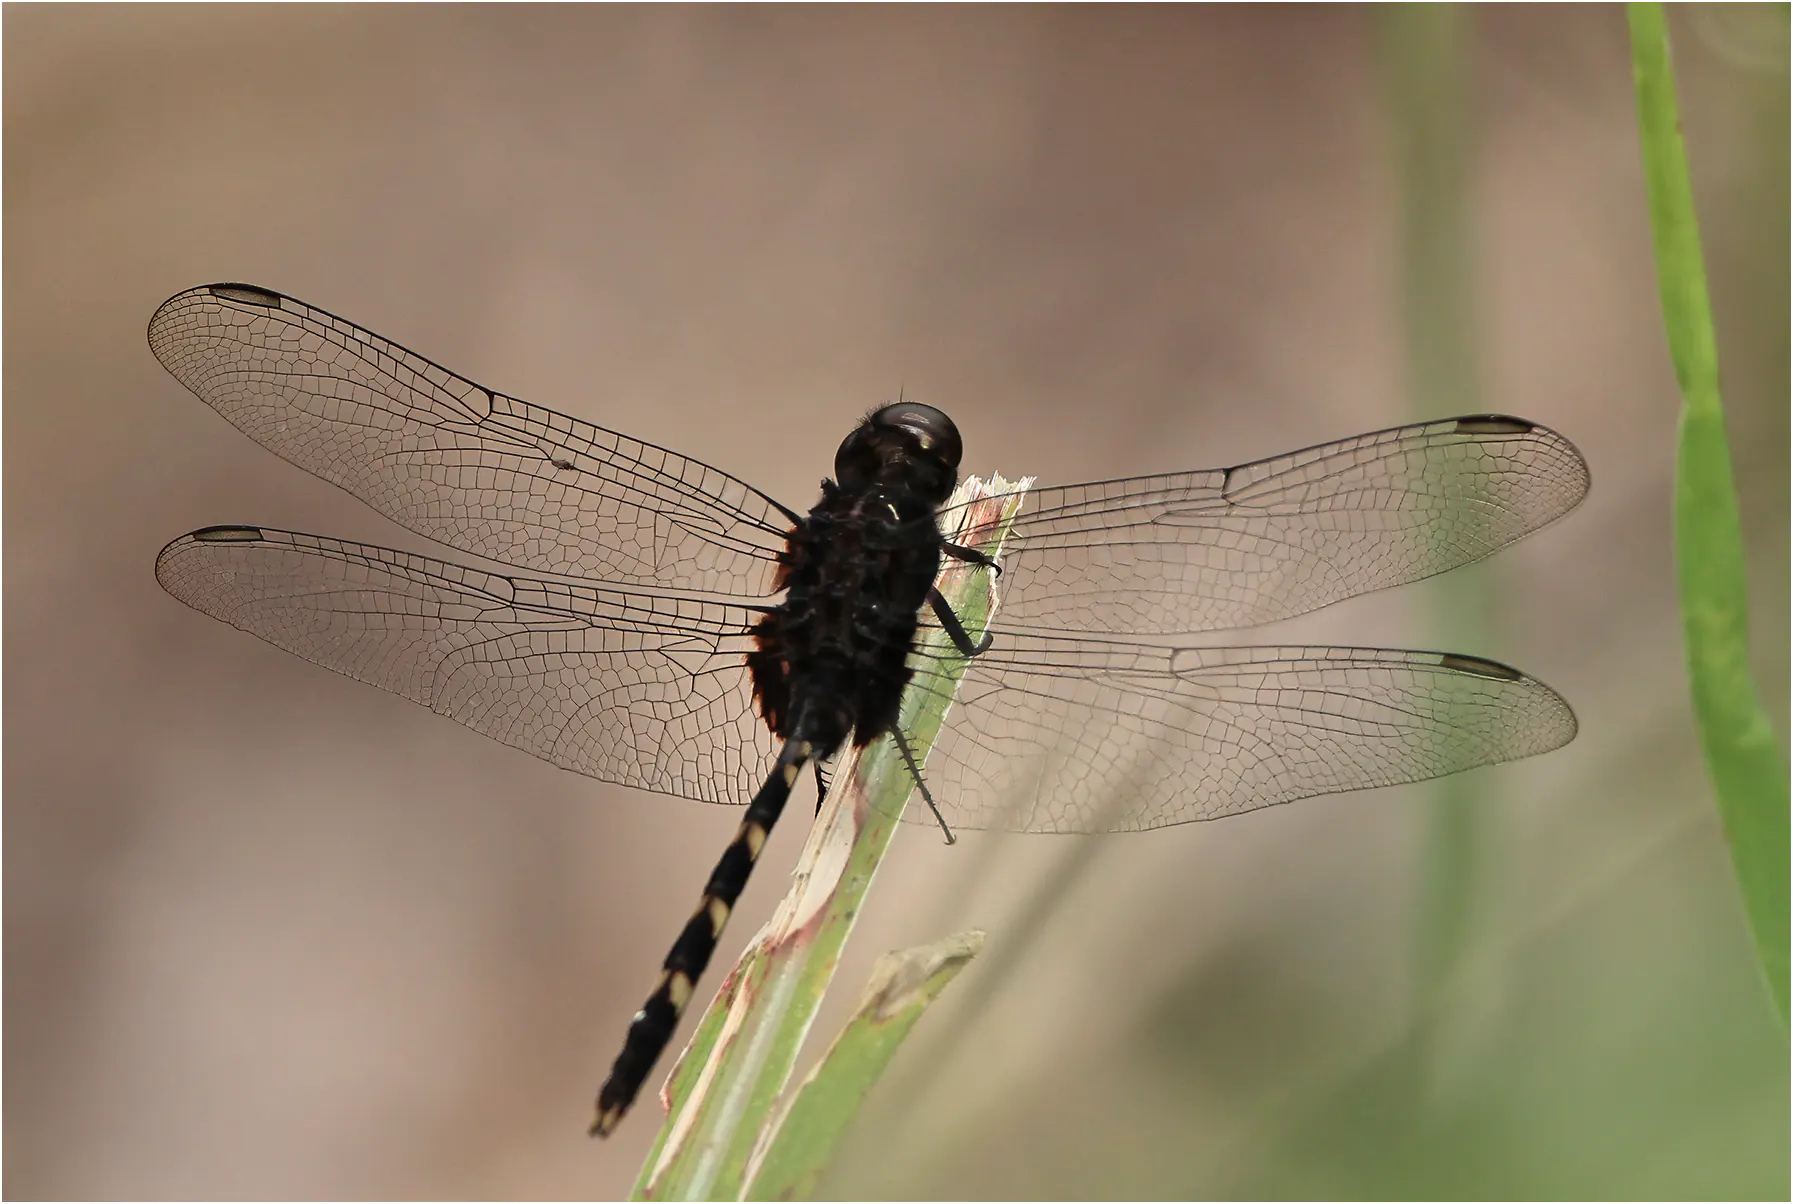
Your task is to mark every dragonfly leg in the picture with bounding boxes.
[928,588,993,656]
[940,540,1001,576]
[893,728,956,845]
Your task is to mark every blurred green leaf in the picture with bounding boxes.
[1376,2,1495,1100]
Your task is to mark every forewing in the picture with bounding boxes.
[949,416,1588,635]
[149,284,790,596]
[156,526,776,804]
[904,635,1576,834]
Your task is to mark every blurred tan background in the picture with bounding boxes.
[6,5,1786,1199]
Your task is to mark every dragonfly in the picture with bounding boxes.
[149,283,1588,1135]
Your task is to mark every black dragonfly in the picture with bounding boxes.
[150,283,1588,1136]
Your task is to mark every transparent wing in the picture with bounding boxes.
[945,415,1589,635]
[149,284,791,597]
[900,634,1576,834]
[157,528,1575,834]
[155,526,778,804]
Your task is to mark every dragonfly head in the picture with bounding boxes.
[834,402,963,506]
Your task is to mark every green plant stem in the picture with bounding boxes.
[1626,1,1790,1028]
[744,931,985,1200]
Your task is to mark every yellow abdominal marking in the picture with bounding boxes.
[667,971,694,1011]
[707,897,731,933]
[744,822,768,859]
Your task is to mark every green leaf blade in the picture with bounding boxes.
[1627,1,1791,1028]
[744,932,985,1201]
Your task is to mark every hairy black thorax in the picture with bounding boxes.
[747,474,948,755]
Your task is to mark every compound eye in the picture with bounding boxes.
[872,403,962,469]
[833,427,876,488]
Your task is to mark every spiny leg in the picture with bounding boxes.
[928,587,993,656]
[893,727,956,845]
[940,540,1001,575]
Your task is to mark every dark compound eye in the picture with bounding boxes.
[833,403,963,491]
[869,403,962,470]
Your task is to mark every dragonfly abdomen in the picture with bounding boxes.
[590,735,812,1137]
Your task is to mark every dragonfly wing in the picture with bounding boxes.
[903,634,1576,834]
[156,526,777,804]
[944,415,1588,635]
[149,284,790,597]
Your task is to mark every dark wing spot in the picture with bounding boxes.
[191,525,266,542]
[1453,415,1535,436]
[1438,652,1525,681]
[208,284,284,308]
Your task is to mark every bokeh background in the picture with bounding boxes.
[6,5,1786,1198]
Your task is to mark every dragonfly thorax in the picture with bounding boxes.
[747,470,947,756]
